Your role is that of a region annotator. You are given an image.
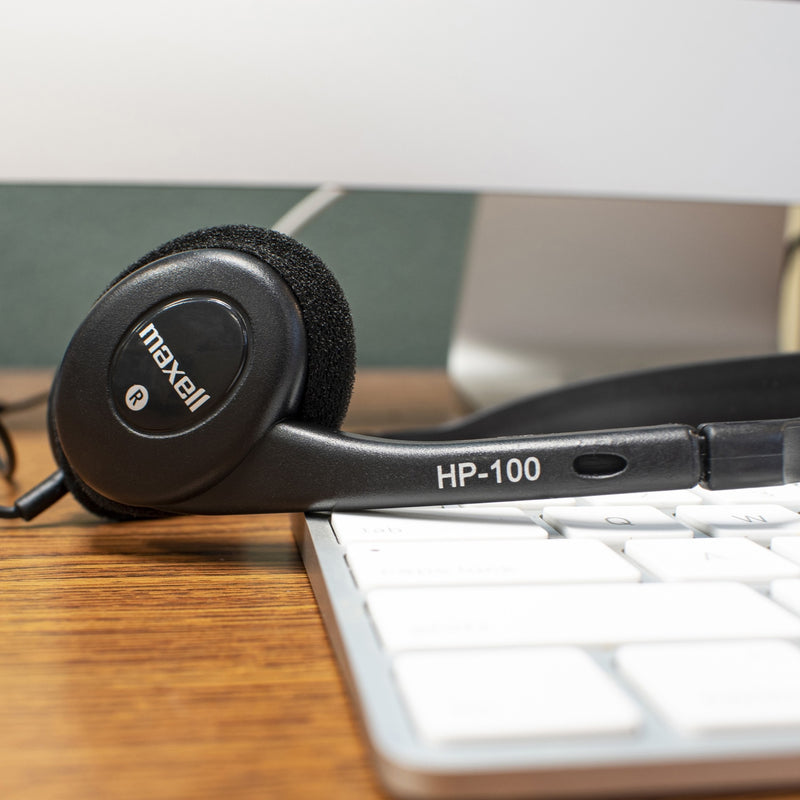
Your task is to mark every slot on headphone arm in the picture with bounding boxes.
[699,419,800,490]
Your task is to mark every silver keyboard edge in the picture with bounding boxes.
[295,512,800,800]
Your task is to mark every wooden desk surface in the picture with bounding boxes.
[1,369,799,800]
[0,369,464,800]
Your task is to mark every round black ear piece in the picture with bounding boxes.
[48,225,356,520]
[118,225,356,430]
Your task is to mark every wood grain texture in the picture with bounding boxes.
[0,370,463,800]
[2,370,799,800]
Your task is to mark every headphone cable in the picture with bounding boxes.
[0,470,68,520]
[0,390,69,520]
[0,389,50,480]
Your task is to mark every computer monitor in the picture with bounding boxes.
[2,0,798,402]
[1,0,797,202]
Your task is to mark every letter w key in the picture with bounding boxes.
[675,504,800,545]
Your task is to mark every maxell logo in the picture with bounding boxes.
[138,322,210,412]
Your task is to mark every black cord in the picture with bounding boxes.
[0,501,20,518]
[0,391,51,414]
[0,390,68,520]
[0,417,15,480]
[0,471,68,520]
[0,389,50,482]
[784,234,800,270]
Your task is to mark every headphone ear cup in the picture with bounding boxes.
[48,399,171,521]
[50,225,357,521]
[110,225,356,429]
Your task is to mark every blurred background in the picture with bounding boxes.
[1,0,798,406]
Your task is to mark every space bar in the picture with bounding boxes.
[366,582,800,653]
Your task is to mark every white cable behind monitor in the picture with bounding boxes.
[271,184,347,238]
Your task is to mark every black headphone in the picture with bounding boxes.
[7,224,800,522]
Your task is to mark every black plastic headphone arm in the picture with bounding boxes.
[161,421,704,515]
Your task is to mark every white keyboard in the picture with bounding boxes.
[295,485,800,799]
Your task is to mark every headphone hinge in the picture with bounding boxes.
[698,419,797,490]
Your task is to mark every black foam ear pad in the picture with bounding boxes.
[112,225,357,429]
[50,225,356,521]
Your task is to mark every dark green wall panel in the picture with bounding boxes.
[0,185,474,367]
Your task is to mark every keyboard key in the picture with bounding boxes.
[771,536,800,566]
[367,582,800,652]
[771,578,800,616]
[371,505,532,522]
[694,483,800,511]
[624,537,800,584]
[460,497,577,510]
[617,641,800,734]
[331,509,547,543]
[394,647,642,743]
[346,538,640,590]
[446,506,539,521]
[542,505,692,547]
[675,504,800,545]
[579,489,701,508]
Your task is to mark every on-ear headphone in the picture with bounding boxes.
[7,223,800,522]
